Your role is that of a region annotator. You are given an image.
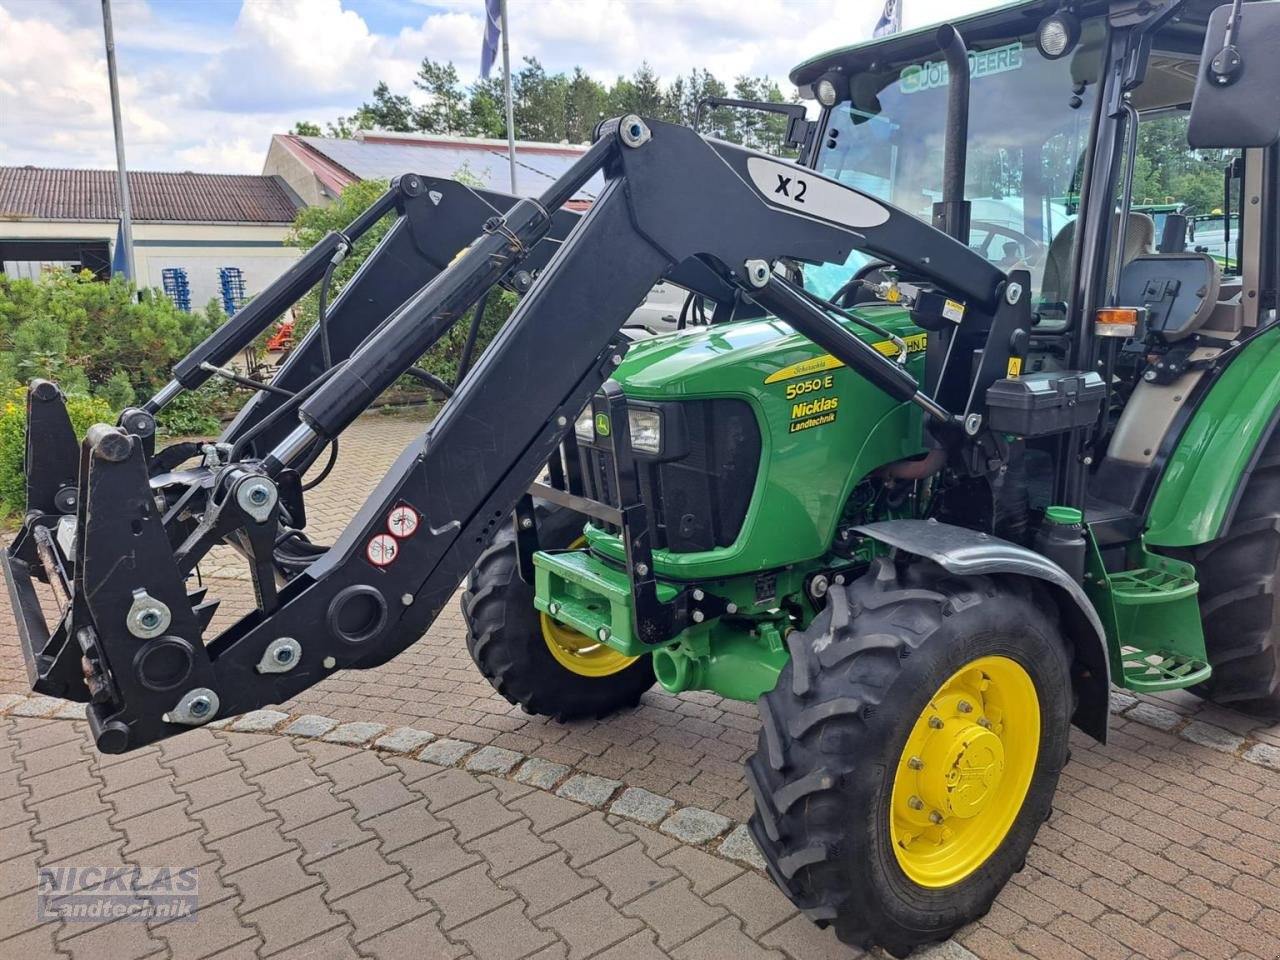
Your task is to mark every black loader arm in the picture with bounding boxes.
[17,117,1009,753]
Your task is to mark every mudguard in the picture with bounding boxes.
[855,518,1111,743]
[1146,325,1280,547]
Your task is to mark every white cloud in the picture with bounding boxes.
[0,0,1007,174]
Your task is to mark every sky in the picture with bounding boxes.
[0,0,1003,175]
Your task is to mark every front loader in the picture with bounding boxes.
[6,0,1280,955]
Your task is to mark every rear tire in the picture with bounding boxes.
[1188,432,1280,716]
[460,503,654,721]
[746,557,1072,957]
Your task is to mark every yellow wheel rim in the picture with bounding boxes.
[539,538,639,678]
[889,655,1040,887]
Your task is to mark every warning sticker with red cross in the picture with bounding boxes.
[365,534,399,567]
[387,505,420,538]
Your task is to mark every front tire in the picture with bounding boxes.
[746,558,1072,957]
[460,503,654,721]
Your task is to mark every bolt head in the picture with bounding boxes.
[908,756,924,770]
[725,602,738,614]
[929,810,944,825]
[248,485,270,505]
[189,696,211,717]
[556,415,568,427]
[908,795,924,810]
[273,646,294,664]
[548,601,560,615]
[977,717,993,729]
[692,588,704,601]
[636,563,649,577]
[323,656,337,669]
[597,627,611,642]
[401,593,413,606]
[692,610,705,623]
[138,609,162,629]
[520,516,534,529]
[957,699,973,713]
[928,716,944,729]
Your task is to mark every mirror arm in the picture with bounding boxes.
[1208,0,1247,87]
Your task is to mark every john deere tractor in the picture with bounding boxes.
[6,0,1280,954]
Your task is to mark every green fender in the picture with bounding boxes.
[1146,325,1280,548]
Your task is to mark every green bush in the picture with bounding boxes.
[0,269,223,403]
[0,387,111,518]
[156,379,239,437]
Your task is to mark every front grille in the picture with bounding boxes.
[578,398,760,553]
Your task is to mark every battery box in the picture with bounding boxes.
[985,370,1106,438]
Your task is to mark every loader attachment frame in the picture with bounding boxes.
[7,116,1016,753]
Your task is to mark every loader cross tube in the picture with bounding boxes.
[14,116,1010,753]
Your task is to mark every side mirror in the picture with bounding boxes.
[1189,1,1280,148]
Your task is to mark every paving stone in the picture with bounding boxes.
[435,788,521,843]
[1242,742,1280,771]
[152,898,259,960]
[207,820,297,875]
[321,721,387,745]
[418,738,475,766]
[266,782,349,833]
[581,841,677,906]
[53,702,87,720]
[470,819,558,877]
[705,871,796,939]
[225,848,319,913]
[420,862,516,930]
[593,930,670,960]
[280,714,339,738]
[360,911,468,960]
[341,774,417,822]
[372,726,436,754]
[10,696,61,717]
[609,786,675,825]
[361,798,448,852]
[671,915,788,960]
[657,845,743,896]
[309,838,400,901]
[229,709,289,732]
[465,745,523,774]
[623,877,726,950]
[544,812,632,868]
[334,874,432,943]
[539,887,645,960]
[718,823,766,870]
[506,851,598,917]
[290,810,371,865]
[392,831,483,889]
[1109,690,1139,713]
[659,806,731,844]
[452,898,559,960]
[1181,721,1246,754]
[1128,702,1183,731]
[556,773,622,807]
[242,884,346,956]
[0,693,28,712]
[515,757,570,789]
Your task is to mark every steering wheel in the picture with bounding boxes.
[832,260,893,308]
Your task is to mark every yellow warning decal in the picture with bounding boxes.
[1007,357,1023,378]
[764,333,927,384]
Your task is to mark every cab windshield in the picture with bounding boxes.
[807,26,1102,320]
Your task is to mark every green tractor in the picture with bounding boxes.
[9,1,1280,957]
[459,0,1280,953]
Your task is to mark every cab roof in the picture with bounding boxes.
[789,0,1104,90]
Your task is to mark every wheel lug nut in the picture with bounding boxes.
[908,756,924,770]
[958,700,973,713]
[977,717,993,729]
[929,811,944,825]
[908,795,924,810]
[928,716,944,729]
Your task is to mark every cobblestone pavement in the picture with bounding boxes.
[3,414,1280,959]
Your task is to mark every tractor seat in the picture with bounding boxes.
[1115,253,1221,341]
[1041,212,1155,310]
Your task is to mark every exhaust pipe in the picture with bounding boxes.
[932,24,972,246]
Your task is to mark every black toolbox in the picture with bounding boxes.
[985,370,1106,437]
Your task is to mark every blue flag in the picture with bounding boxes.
[873,0,902,38]
[480,0,502,78]
[111,219,130,279]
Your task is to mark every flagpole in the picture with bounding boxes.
[500,0,517,193]
[101,0,136,283]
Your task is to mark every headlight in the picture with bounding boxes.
[628,408,662,454]
[574,408,595,443]
[1036,12,1080,60]
[815,77,839,107]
